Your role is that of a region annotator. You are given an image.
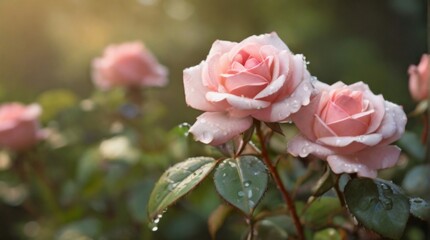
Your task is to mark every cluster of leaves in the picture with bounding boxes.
[148,121,430,239]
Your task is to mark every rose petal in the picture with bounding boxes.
[252,74,313,122]
[226,33,288,62]
[327,116,368,136]
[287,134,334,159]
[323,100,350,124]
[326,145,401,178]
[377,101,407,145]
[207,40,237,56]
[223,71,268,97]
[290,92,321,141]
[206,92,270,110]
[317,134,382,148]
[183,62,224,112]
[314,115,337,138]
[333,91,363,116]
[189,112,253,145]
[254,75,286,100]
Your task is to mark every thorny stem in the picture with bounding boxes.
[246,218,255,240]
[255,122,305,240]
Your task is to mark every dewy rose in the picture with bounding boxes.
[408,54,430,102]
[0,103,43,151]
[288,81,407,178]
[92,42,168,90]
[184,32,313,145]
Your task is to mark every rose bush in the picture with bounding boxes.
[184,32,313,145]
[92,42,168,90]
[408,54,429,102]
[0,103,43,151]
[288,81,407,178]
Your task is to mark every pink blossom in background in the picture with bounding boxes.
[184,32,313,145]
[0,103,43,151]
[288,81,407,178]
[408,54,430,102]
[92,42,168,90]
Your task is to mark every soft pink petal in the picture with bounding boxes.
[207,40,237,57]
[327,116,368,136]
[223,71,268,97]
[317,134,382,148]
[333,92,362,116]
[206,92,270,110]
[246,57,272,80]
[254,75,286,100]
[189,112,253,146]
[326,145,401,178]
[376,101,407,146]
[323,101,350,123]
[202,53,223,89]
[183,62,223,112]
[287,134,334,159]
[290,91,321,141]
[240,32,289,52]
[252,73,313,122]
[314,115,337,138]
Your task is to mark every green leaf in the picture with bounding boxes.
[409,198,430,220]
[344,178,410,239]
[147,157,217,220]
[213,155,268,215]
[264,122,284,135]
[256,215,292,240]
[303,197,342,229]
[312,168,335,197]
[208,204,233,239]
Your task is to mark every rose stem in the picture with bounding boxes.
[255,122,305,240]
[246,218,255,240]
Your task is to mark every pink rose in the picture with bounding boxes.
[184,32,313,145]
[0,103,43,151]
[92,42,168,90]
[408,54,429,101]
[288,81,407,178]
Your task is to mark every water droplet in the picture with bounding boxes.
[249,200,255,208]
[238,191,244,197]
[253,171,260,176]
[247,190,253,198]
[243,181,251,188]
[154,218,160,224]
[152,226,158,232]
[222,173,227,177]
[200,131,213,143]
[157,214,163,219]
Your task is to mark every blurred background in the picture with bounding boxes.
[0,0,426,123]
[0,0,427,239]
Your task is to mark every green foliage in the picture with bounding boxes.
[37,89,78,122]
[147,157,217,221]
[213,156,268,216]
[344,178,410,239]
